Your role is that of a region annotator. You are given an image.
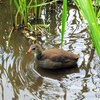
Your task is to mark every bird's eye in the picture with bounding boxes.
[32,48,35,50]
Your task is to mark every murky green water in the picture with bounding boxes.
[0,1,100,100]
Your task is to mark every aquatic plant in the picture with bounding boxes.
[10,0,100,58]
[9,0,54,41]
[73,0,100,58]
[10,0,59,26]
[61,0,67,48]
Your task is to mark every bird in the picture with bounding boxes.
[27,44,79,69]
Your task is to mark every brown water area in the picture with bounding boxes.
[0,1,100,100]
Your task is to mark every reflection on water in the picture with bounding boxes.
[0,1,100,100]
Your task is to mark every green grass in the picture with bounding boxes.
[9,0,52,42]
[10,0,14,25]
[10,0,59,26]
[61,0,67,48]
[27,0,59,8]
[74,0,100,58]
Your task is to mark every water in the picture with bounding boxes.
[0,1,100,100]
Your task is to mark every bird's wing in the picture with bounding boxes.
[41,49,79,62]
[42,52,68,62]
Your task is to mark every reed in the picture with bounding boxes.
[10,0,59,26]
[27,0,59,8]
[9,0,53,43]
[10,0,100,59]
[61,0,67,48]
[10,0,14,25]
[14,0,27,25]
[74,0,100,58]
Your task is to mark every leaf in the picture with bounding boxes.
[28,36,37,41]
[61,0,67,48]
[74,0,100,58]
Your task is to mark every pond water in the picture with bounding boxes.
[0,1,100,100]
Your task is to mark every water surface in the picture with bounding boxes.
[0,1,100,100]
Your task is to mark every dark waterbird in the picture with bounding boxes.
[27,44,79,69]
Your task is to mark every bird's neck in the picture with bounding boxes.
[36,47,43,59]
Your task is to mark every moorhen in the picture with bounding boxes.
[27,44,79,69]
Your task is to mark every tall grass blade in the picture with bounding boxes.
[23,0,27,25]
[10,0,14,25]
[14,0,19,9]
[61,0,67,48]
[14,0,23,16]
[97,10,100,19]
[74,0,100,58]
[27,0,59,8]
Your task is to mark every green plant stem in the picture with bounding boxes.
[74,0,100,58]
[61,0,67,48]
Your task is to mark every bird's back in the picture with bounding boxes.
[42,49,79,61]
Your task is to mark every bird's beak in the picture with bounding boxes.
[26,49,32,54]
